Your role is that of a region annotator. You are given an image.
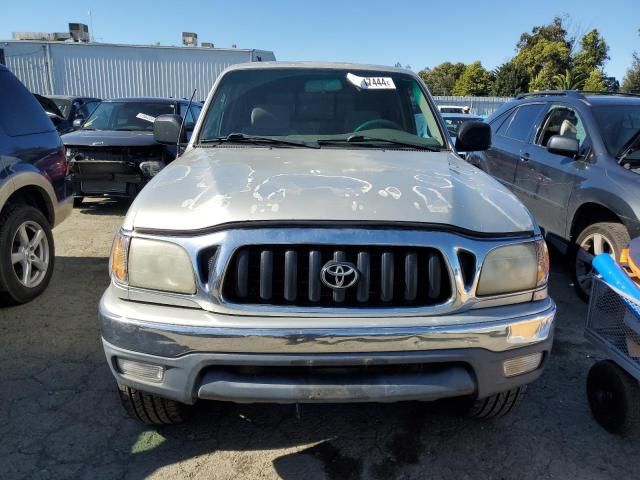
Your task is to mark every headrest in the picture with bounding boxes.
[251,105,290,129]
[560,119,577,138]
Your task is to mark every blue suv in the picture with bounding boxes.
[0,65,72,304]
[467,91,640,300]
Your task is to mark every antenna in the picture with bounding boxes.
[177,89,197,154]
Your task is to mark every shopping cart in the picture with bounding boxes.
[585,276,640,434]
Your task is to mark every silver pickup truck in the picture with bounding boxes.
[100,62,556,424]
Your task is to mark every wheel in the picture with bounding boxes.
[460,386,527,419]
[118,384,191,425]
[573,222,629,302]
[587,360,640,435]
[73,196,84,207]
[0,204,54,304]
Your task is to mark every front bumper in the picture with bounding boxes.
[100,289,556,404]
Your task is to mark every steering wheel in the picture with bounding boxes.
[354,118,404,133]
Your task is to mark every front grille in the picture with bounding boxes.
[81,180,128,194]
[222,245,451,307]
[74,147,126,162]
[76,161,132,175]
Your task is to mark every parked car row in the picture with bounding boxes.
[0,66,202,304]
[466,90,640,300]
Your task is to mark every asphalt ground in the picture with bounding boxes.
[1,198,639,479]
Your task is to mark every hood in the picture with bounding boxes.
[61,129,158,147]
[124,147,535,235]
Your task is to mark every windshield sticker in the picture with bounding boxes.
[136,113,156,123]
[346,73,396,90]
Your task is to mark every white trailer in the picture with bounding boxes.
[0,41,275,99]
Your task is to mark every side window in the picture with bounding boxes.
[497,104,545,142]
[0,71,55,136]
[492,109,516,135]
[179,104,195,125]
[78,101,99,119]
[536,105,588,149]
[191,105,202,121]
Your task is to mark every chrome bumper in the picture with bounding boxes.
[100,287,555,357]
[100,289,555,404]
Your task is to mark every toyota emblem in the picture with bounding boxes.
[320,261,359,290]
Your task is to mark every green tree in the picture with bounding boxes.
[583,68,607,92]
[622,52,640,93]
[553,69,586,90]
[574,29,609,79]
[452,61,494,96]
[514,17,573,91]
[491,61,530,96]
[418,62,466,95]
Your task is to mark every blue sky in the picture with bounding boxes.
[2,0,638,81]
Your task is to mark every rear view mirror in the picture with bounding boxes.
[547,135,579,158]
[154,114,185,144]
[455,121,491,152]
[72,118,84,129]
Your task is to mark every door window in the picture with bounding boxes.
[536,105,588,149]
[77,101,100,119]
[496,104,545,142]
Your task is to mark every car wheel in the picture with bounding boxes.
[0,204,55,304]
[118,384,191,425]
[73,196,84,207]
[587,360,640,435]
[573,222,629,302]
[459,386,527,419]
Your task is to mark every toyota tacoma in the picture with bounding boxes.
[100,63,556,424]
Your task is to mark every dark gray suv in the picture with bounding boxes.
[467,91,640,300]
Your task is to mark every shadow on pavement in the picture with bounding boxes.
[1,255,639,479]
[76,198,131,216]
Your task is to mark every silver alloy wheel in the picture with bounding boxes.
[10,220,50,288]
[575,232,615,294]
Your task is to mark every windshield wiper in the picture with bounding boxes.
[318,134,443,151]
[200,133,320,149]
[618,129,640,163]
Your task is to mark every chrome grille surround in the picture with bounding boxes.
[115,227,546,318]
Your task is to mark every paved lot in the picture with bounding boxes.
[1,199,639,480]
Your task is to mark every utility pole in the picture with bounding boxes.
[88,10,94,42]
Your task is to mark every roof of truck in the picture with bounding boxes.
[225,61,414,74]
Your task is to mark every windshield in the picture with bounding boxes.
[442,116,481,136]
[50,98,72,118]
[592,105,640,156]
[82,101,177,131]
[198,68,445,149]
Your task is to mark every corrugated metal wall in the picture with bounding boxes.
[433,96,512,117]
[2,41,275,99]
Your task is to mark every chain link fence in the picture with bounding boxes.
[433,96,513,118]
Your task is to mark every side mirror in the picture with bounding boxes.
[153,114,185,144]
[547,135,579,158]
[72,118,84,129]
[455,121,491,152]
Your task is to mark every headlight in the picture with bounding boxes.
[109,231,196,294]
[476,240,549,296]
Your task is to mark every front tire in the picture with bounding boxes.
[573,222,629,302]
[118,384,191,425]
[0,204,54,304]
[458,386,527,419]
[587,360,640,435]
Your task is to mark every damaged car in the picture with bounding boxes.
[100,63,556,425]
[62,97,201,206]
